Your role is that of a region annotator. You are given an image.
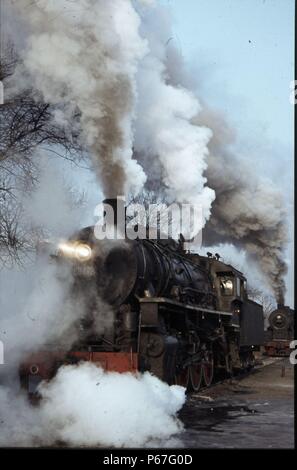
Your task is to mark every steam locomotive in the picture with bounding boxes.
[20,199,264,396]
[264,305,294,356]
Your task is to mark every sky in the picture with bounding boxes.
[163,0,294,147]
[160,0,294,306]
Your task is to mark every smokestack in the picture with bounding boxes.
[277,303,289,311]
[277,290,285,309]
[102,197,126,235]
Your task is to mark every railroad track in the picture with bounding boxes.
[188,356,283,396]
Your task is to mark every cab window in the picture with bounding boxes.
[220,278,233,295]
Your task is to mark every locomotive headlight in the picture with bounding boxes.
[30,365,39,375]
[58,242,76,257]
[57,242,92,261]
[272,312,286,329]
[75,243,92,261]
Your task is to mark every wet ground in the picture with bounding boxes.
[178,357,294,448]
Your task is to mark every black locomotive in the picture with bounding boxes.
[20,199,265,394]
[265,305,294,356]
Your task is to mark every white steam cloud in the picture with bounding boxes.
[39,363,185,447]
[134,3,215,225]
[0,364,185,447]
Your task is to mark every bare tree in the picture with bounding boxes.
[0,46,86,266]
[247,286,276,327]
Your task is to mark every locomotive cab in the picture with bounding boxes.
[187,254,264,367]
[199,255,247,315]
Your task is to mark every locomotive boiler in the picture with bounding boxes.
[20,199,265,396]
[264,305,294,356]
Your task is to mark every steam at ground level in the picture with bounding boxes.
[0,363,186,447]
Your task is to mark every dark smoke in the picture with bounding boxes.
[195,108,288,303]
[10,0,148,198]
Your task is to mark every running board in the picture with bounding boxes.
[139,297,233,316]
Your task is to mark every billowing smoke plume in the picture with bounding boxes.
[9,0,288,297]
[10,0,148,198]
[132,3,288,301]
[10,0,216,229]
[196,109,288,303]
[133,3,215,225]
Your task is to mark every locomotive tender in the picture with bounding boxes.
[20,199,264,396]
